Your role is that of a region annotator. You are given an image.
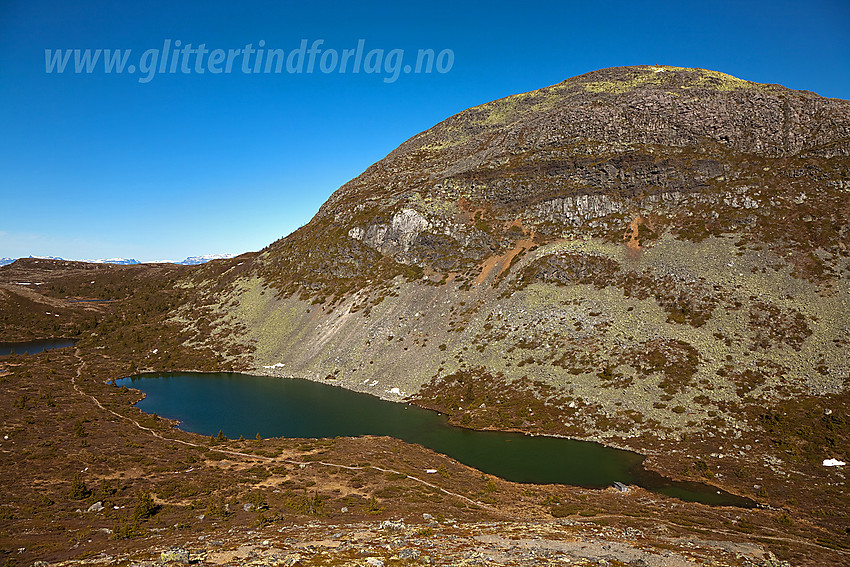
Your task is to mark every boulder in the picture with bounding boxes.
[159,547,190,564]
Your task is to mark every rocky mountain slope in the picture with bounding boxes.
[170,67,850,529]
[179,65,848,427]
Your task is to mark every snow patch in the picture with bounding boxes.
[823,458,846,467]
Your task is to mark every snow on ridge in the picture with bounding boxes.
[1,254,238,266]
[177,254,237,265]
[87,258,141,265]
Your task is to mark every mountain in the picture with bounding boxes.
[0,255,68,265]
[178,66,848,499]
[87,258,141,265]
[177,253,236,265]
[0,255,234,266]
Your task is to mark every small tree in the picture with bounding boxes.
[133,490,159,522]
[307,491,324,515]
[73,420,87,438]
[69,474,91,500]
[367,495,381,513]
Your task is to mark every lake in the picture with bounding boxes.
[0,338,77,356]
[117,372,755,507]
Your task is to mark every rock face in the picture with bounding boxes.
[348,208,432,254]
[532,193,626,225]
[181,65,849,454]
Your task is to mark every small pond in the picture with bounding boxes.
[0,338,77,356]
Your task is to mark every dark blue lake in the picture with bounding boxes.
[0,339,76,356]
[117,372,755,507]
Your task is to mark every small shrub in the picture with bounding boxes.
[205,496,232,519]
[132,490,159,522]
[112,519,145,540]
[69,474,91,500]
[73,420,88,438]
[367,496,382,513]
[245,490,268,511]
[694,460,714,479]
[255,511,280,527]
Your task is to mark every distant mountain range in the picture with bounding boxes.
[0,254,236,267]
[174,254,238,265]
[88,258,141,265]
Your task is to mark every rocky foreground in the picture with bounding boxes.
[39,517,788,567]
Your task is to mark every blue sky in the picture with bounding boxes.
[1,0,848,262]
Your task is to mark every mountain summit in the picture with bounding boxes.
[248,66,848,298]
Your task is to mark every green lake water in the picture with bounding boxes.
[116,372,756,507]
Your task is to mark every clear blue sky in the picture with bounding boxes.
[1,0,848,262]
